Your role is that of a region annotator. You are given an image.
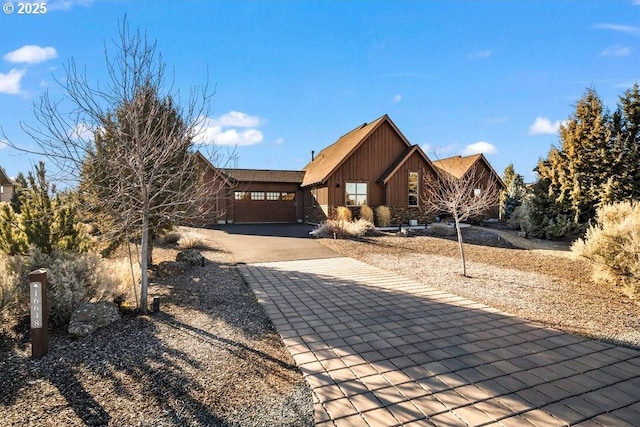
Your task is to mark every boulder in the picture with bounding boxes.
[176,249,205,267]
[69,302,120,337]
[157,260,188,277]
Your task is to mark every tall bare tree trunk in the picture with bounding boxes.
[140,206,150,313]
[453,215,467,277]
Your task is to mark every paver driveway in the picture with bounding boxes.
[239,257,640,427]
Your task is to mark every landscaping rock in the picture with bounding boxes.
[157,260,188,277]
[176,249,205,266]
[68,302,120,337]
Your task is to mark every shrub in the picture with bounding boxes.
[0,247,138,327]
[507,203,530,231]
[334,206,352,221]
[177,231,205,249]
[426,222,456,237]
[160,230,181,244]
[315,219,374,239]
[572,201,640,298]
[359,204,374,223]
[375,205,392,227]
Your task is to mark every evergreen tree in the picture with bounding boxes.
[558,88,610,226]
[499,164,526,220]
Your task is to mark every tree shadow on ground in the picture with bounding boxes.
[242,260,640,426]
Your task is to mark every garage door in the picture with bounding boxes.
[233,191,298,223]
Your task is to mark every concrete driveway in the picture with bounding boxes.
[204,224,338,263]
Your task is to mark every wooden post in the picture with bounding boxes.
[29,269,49,359]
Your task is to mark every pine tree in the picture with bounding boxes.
[499,164,526,220]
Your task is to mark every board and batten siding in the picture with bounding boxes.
[385,151,436,207]
[326,121,409,208]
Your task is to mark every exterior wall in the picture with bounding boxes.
[388,206,432,225]
[326,121,409,209]
[466,161,503,219]
[0,184,14,203]
[232,181,301,223]
[385,151,436,207]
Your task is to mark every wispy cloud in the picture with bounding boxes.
[274,137,284,145]
[392,94,402,104]
[197,111,265,146]
[592,23,640,35]
[47,0,95,11]
[467,50,492,59]
[421,143,458,159]
[0,69,26,94]
[4,45,57,64]
[529,117,563,135]
[461,141,497,156]
[0,139,7,149]
[600,45,632,56]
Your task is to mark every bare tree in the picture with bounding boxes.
[421,164,500,277]
[3,20,231,312]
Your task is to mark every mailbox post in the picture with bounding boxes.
[29,269,49,359]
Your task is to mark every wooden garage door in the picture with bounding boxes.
[233,191,297,223]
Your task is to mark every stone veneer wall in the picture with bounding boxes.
[304,205,329,224]
[388,206,432,225]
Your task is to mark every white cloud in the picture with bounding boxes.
[68,123,95,141]
[600,45,632,56]
[592,23,640,35]
[274,137,284,145]
[529,117,563,135]
[197,111,265,146]
[468,50,492,59]
[4,45,57,64]
[0,69,26,94]
[47,0,94,11]
[0,139,7,149]
[392,94,402,104]
[208,111,262,128]
[461,141,497,156]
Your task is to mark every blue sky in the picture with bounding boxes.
[1,0,639,183]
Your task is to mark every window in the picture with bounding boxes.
[266,192,280,200]
[311,188,318,206]
[234,191,249,200]
[408,172,419,206]
[251,191,265,200]
[282,192,295,201]
[345,182,367,206]
[474,188,482,197]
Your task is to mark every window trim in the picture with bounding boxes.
[408,171,419,207]
[345,182,368,206]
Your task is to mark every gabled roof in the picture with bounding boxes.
[301,114,411,187]
[0,167,13,185]
[221,169,305,183]
[377,145,435,184]
[432,154,505,188]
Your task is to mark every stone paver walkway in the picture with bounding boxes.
[239,257,640,427]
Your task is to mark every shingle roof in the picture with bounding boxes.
[432,154,484,179]
[221,168,305,183]
[0,167,13,185]
[301,115,401,187]
[432,154,505,188]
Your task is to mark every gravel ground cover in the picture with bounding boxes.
[319,225,640,348]
[0,234,313,427]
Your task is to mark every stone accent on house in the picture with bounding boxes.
[304,205,329,224]
[387,206,432,225]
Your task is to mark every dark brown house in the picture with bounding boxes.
[199,115,504,225]
[432,153,505,218]
[0,167,15,203]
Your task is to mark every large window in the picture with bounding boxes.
[345,182,367,206]
[234,191,249,200]
[250,191,265,200]
[266,192,280,200]
[408,172,419,206]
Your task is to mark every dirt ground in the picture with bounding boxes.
[319,225,640,348]
[0,234,313,427]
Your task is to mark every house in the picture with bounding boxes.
[0,167,15,203]
[199,115,504,225]
[432,153,505,218]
